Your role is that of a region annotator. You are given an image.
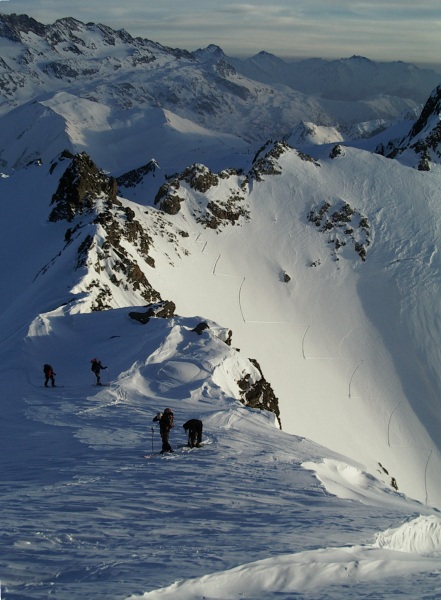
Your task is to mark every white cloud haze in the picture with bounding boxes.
[0,0,440,63]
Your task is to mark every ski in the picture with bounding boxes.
[142,452,175,459]
[142,442,209,459]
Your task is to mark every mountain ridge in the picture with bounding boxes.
[3,128,441,505]
[0,12,437,174]
[2,13,441,598]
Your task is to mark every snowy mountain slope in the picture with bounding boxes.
[2,132,441,510]
[2,12,441,599]
[379,84,441,170]
[1,300,440,599]
[134,142,441,509]
[0,13,437,176]
[0,92,249,175]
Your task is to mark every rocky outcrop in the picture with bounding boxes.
[49,152,118,222]
[248,140,288,181]
[307,199,370,262]
[381,85,441,170]
[154,179,184,215]
[153,163,250,229]
[129,301,176,324]
[191,321,210,335]
[182,163,219,193]
[406,85,441,142]
[329,144,345,159]
[117,160,159,189]
[47,151,162,310]
[0,13,46,42]
[199,195,249,229]
[238,359,281,428]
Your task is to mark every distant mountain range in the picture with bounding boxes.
[0,13,440,175]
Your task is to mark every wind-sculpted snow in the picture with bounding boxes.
[375,515,441,555]
[1,306,439,599]
[129,528,441,600]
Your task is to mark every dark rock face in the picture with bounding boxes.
[47,151,162,310]
[88,202,160,308]
[238,359,281,428]
[329,144,345,159]
[49,152,118,222]
[406,85,441,141]
[117,160,159,189]
[191,321,210,335]
[182,164,219,193]
[0,13,46,42]
[223,330,233,346]
[248,140,288,181]
[154,164,249,228]
[129,301,176,324]
[382,85,441,170]
[247,140,320,183]
[307,199,370,262]
[154,180,184,215]
[200,195,248,229]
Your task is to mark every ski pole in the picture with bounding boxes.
[151,427,155,453]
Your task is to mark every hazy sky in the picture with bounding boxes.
[0,0,440,64]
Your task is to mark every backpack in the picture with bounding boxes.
[43,364,52,374]
[91,360,99,373]
[161,410,174,430]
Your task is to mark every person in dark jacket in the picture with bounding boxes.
[43,364,56,387]
[183,418,203,448]
[153,408,174,453]
[91,358,107,385]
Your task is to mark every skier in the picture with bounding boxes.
[153,408,174,453]
[90,358,107,385]
[43,364,56,387]
[183,418,203,448]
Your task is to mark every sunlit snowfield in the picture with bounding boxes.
[1,309,440,599]
[1,16,441,598]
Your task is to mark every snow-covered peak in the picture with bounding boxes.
[0,12,438,162]
[381,84,441,169]
[193,43,226,62]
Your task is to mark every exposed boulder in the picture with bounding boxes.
[191,321,210,335]
[129,301,176,324]
[329,144,345,159]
